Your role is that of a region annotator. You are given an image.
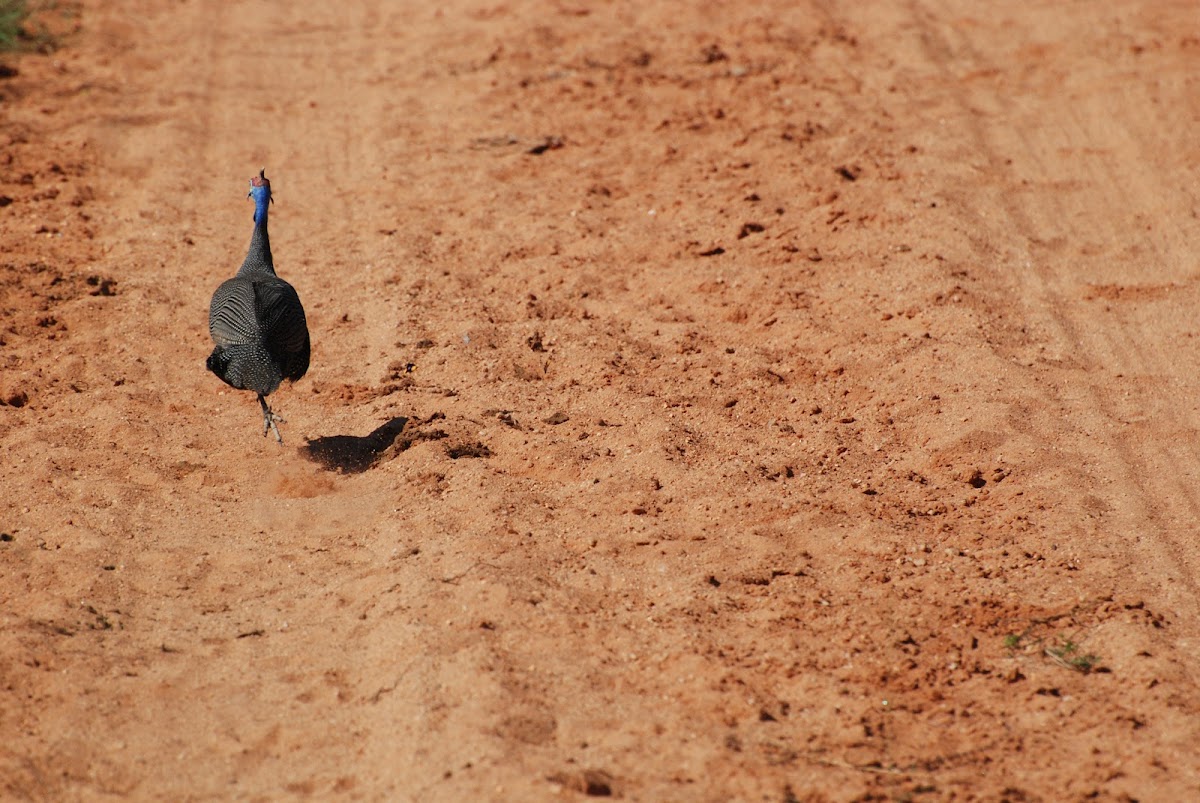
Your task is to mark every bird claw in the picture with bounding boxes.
[262,412,286,443]
[258,397,286,444]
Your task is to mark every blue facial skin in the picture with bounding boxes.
[249,178,272,223]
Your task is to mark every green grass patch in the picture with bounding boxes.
[0,1,72,54]
[1002,600,1107,675]
[1046,640,1101,674]
[0,0,30,52]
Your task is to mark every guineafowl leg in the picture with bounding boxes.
[258,394,286,444]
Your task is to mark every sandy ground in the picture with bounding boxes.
[3,1,1200,800]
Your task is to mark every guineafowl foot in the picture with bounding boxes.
[258,394,286,444]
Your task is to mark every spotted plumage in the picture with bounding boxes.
[207,169,310,443]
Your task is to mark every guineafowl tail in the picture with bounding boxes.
[206,345,231,377]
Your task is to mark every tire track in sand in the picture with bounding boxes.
[907,0,1200,620]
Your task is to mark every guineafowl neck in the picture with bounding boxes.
[238,220,275,276]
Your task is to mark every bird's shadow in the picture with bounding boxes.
[300,416,409,474]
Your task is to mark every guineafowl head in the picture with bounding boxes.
[248,168,273,222]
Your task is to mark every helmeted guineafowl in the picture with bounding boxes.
[207,169,310,444]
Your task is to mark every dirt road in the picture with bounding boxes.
[3,1,1199,799]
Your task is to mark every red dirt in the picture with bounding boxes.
[3,1,1200,800]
